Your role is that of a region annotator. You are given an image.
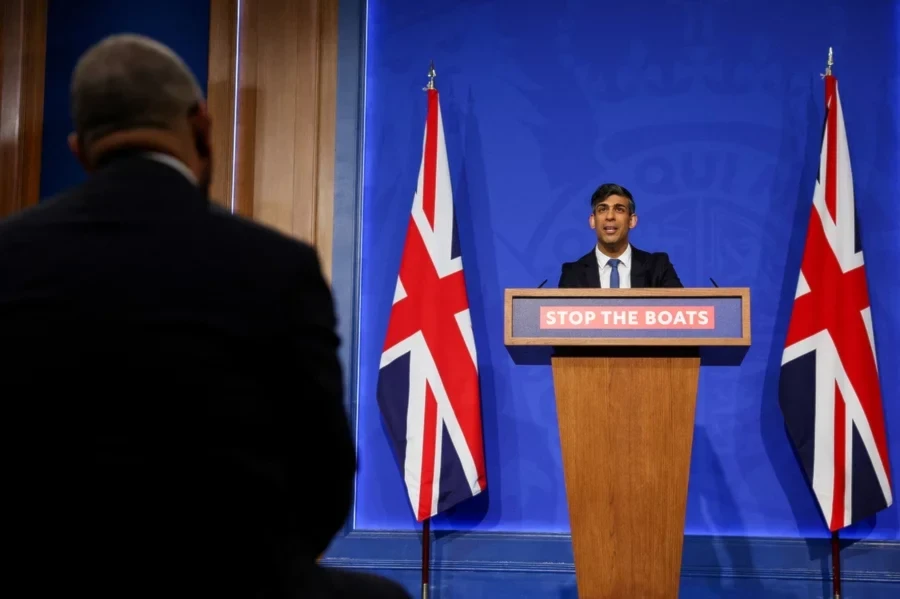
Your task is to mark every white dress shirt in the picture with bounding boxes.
[595,243,632,288]
[143,152,198,186]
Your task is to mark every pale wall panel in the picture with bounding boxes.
[207,0,337,278]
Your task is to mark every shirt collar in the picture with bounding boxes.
[142,152,198,187]
[595,243,632,268]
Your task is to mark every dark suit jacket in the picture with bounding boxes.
[0,152,355,596]
[557,246,683,288]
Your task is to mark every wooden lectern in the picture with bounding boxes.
[504,288,751,598]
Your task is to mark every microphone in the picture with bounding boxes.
[709,277,719,288]
[537,279,548,288]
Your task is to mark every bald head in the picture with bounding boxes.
[67,34,212,191]
[71,34,203,147]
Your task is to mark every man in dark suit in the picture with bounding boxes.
[558,183,683,288]
[0,34,408,599]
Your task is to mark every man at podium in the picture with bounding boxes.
[558,183,683,288]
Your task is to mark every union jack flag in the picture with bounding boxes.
[376,86,487,522]
[779,72,893,531]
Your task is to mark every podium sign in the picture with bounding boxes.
[503,287,751,598]
[505,288,750,346]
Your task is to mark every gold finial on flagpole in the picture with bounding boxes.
[824,47,833,76]
[425,61,436,90]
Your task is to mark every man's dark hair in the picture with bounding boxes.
[590,183,635,214]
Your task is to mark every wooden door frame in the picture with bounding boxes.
[0,0,48,217]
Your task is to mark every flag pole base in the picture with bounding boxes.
[831,530,842,599]
[421,518,431,599]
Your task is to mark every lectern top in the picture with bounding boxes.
[503,287,751,347]
[505,287,749,298]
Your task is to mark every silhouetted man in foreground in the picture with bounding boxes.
[0,34,408,599]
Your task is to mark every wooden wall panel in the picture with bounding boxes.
[206,0,237,212]
[207,0,338,278]
[314,0,338,284]
[0,0,47,218]
[254,0,299,234]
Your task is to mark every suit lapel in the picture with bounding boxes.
[630,246,649,288]
[579,250,601,288]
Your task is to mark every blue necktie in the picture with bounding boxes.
[608,258,621,288]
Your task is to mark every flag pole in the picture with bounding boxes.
[419,63,436,599]
[831,531,842,599]
[425,60,436,91]
[421,517,431,599]
[823,46,841,599]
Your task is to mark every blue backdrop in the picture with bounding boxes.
[39,0,210,200]
[352,0,900,542]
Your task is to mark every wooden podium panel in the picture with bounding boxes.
[504,288,750,598]
[553,349,699,598]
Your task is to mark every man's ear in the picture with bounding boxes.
[188,101,212,158]
[589,213,596,230]
[628,213,638,230]
[67,132,92,170]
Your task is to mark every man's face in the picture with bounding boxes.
[589,194,637,246]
